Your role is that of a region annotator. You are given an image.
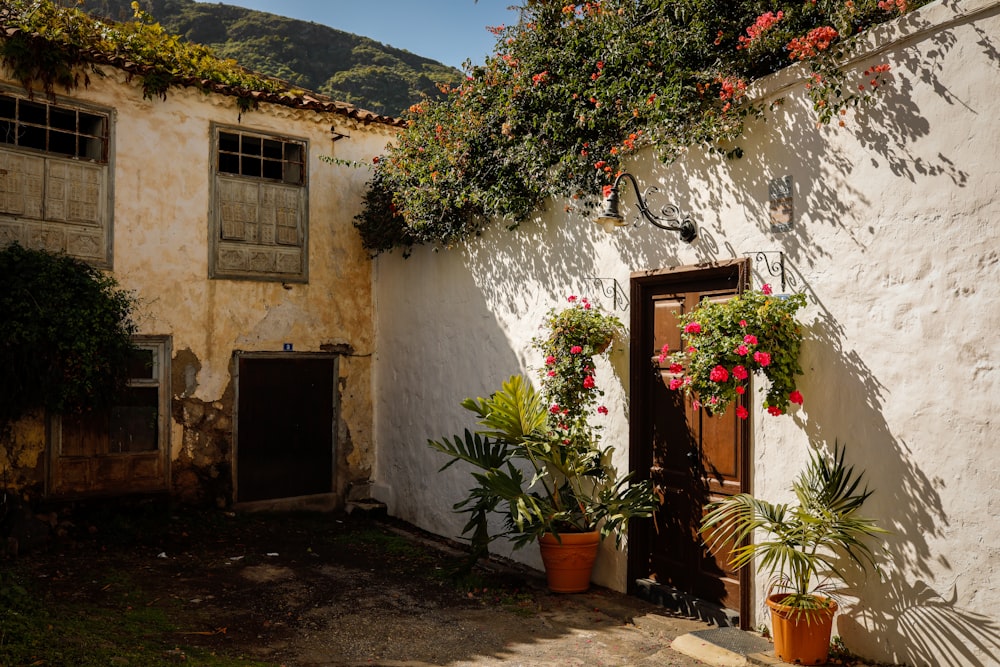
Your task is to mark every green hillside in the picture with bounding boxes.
[76,0,465,116]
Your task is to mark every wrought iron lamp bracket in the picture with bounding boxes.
[596,172,697,243]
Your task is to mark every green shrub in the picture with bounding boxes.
[0,244,138,428]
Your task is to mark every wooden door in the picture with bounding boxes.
[629,262,749,624]
[235,355,337,503]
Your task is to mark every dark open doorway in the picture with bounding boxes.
[235,353,338,503]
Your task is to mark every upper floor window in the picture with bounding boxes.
[209,125,308,282]
[0,93,109,162]
[217,130,304,185]
[0,90,113,267]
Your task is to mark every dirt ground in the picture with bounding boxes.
[2,502,716,666]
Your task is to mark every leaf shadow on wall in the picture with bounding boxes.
[590,16,985,662]
[788,262,1000,666]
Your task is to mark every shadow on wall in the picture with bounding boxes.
[376,262,527,540]
[558,11,987,663]
[406,6,997,660]
[791,275,1000,665]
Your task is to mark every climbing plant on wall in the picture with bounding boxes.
[354,0,928,255]
[0,0,293,110]
[0,244,138,429]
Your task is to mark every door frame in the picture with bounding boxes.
[232,351,340,504]
[627,259,752,625]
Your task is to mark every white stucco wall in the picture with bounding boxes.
[373,1,1000,664]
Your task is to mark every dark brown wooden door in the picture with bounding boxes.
[236,355,337,502]
[629,262,749,623]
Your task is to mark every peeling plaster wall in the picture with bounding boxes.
[374,2,1000,665]
[0,65,392,505]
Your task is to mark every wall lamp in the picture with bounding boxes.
[595,172,698,243]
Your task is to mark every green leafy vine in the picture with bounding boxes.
[0,0,297,111]
[354,0,927,255]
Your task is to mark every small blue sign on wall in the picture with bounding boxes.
[283,343,293,351]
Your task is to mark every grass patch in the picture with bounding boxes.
[0,568,271,666]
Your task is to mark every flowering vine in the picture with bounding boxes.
[662,286,807,417]
[354,0,930,255]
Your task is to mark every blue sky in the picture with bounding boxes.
[206,0,521,70]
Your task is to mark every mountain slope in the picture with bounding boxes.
[77,0,465,116]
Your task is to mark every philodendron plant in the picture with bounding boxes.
[701,444,886,617]
[428,374,656,560]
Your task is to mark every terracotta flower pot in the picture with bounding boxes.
[766,594,838,665]
[538,531,600,593]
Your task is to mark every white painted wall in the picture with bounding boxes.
[373,1,1000,664]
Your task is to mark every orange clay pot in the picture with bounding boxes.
[766,594,838,665]
[538,531,600,593]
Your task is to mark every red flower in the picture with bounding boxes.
[547,370,557,377]
[743,334,758,345]
[737,10,784,49]
[735,386,746,395]
[602,184,614,198]
[739,319,747,327]
[545,355,556,366]
[550,404,561,414]
[709,365,729,382]
[669,363,684,374]
[732,365,748,380]
[761,283,773,295]
[597,405,609,415]
[669,378,683,390]
[753,351,771,367]
[787,26,839,61]
[789,390,804,405]
[583,376,596,389]
[570,345,583,354]
[684,322,702,334]
[567,295,578,302]
[736,405,749,420]
[767,405,783,416]
[735,344,749,356]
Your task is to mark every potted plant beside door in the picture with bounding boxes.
[700,445,886,665]
[428,296,657,592]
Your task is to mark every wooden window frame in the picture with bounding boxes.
[0,87,114,267]
[208,123,309,283]
[47,336,171,498]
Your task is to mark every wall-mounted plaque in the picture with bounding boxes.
[769,175,793,233]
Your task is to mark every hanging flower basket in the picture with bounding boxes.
[662,284,806,417]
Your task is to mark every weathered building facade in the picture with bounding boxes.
[0,59,397,507]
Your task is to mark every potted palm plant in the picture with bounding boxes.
[700,445,886,665]
[428,296,656,592]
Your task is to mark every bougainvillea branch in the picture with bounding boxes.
[355,0,927,255]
